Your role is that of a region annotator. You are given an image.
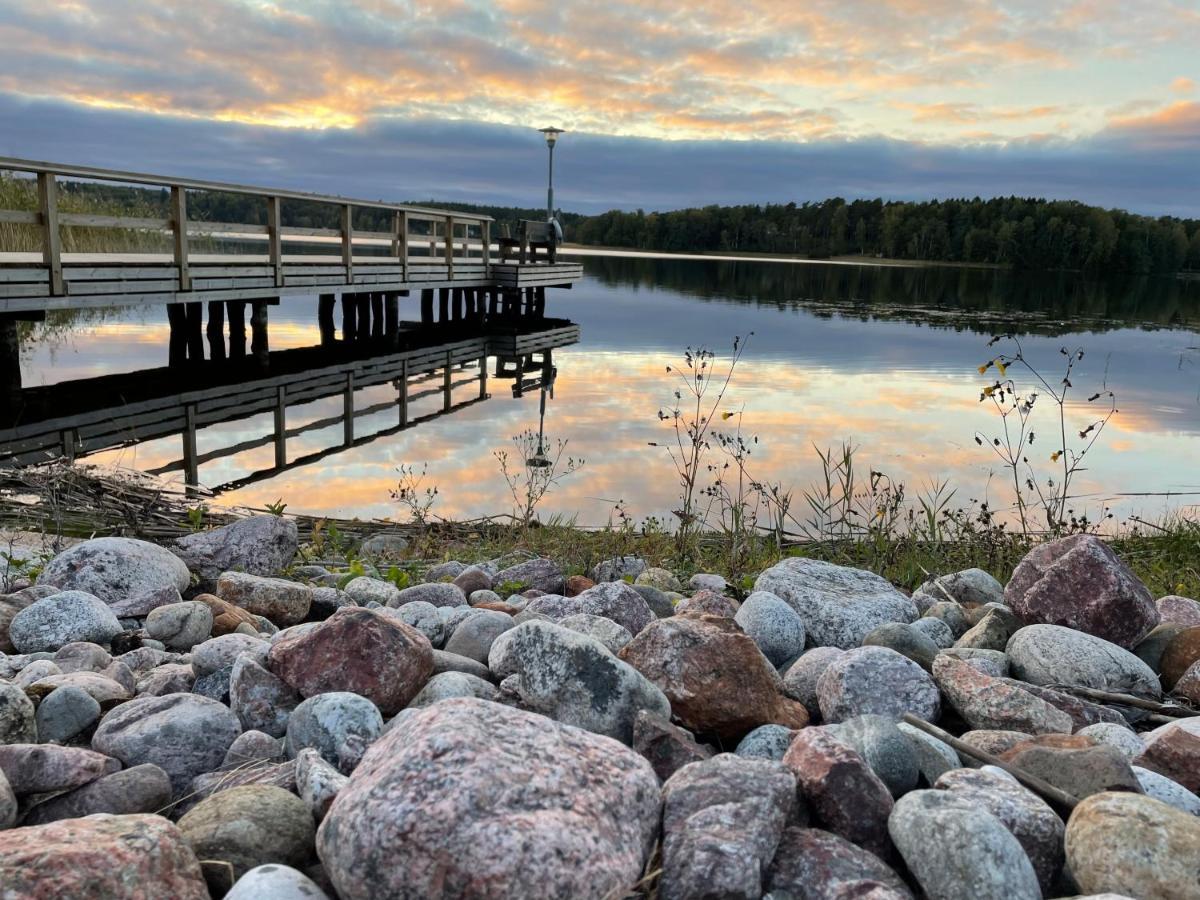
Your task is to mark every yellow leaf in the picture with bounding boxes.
[997,362,1008,376]
[721,411,735,420]
[983,386,995,397]
[977,363,989,374]
[1050,451,1061,462]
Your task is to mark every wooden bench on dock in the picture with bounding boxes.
[498,220,558,265]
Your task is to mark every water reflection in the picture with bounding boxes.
[3,255,1199,525]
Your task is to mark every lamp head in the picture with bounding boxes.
[539,127,564,148]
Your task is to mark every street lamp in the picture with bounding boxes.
[538,127,564,222]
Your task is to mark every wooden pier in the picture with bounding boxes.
[0,157,582,314]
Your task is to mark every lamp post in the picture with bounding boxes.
[538,127,564,222]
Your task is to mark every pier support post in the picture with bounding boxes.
[227,301,246,358]
[167,303,188,366]
[438,288,450,323]
[0,317,21,407]
[318,294,336,346]
[371,293,385,338]
[250,301,269,363]
[356,293,371,336]
[341,294,358,342]
[420,289,434,325]
[184,302,204,362]
[452,288,464,322]
[535,286,546,318]
[206,301,226,361]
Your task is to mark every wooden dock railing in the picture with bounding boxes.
[0,157,495,298]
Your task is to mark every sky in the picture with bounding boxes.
[0,0,1198,215]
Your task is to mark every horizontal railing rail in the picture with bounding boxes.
[0,156,494,295]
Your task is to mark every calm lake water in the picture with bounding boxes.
[6,254,1200,528]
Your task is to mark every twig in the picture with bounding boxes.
[1049,684,1199,717]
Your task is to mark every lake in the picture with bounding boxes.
[5,254,1200,529]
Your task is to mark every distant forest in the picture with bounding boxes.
[10,176,1198,275]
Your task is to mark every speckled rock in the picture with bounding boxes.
[735,724,797,761]
[136,662,197,696]
[659,754,795,900]
[35,683,101,743]
[911,616,955,648]
[9,590,123,653]
[955,607,1019,651]
[0,680,36,744]
[267,607,433,715]
[316,697,660,900]
[923,601,972,637]
[22,762,173,825]
[0,769,13,828]
[1158,594,1200,628]
[217,571,314,626]
[783,728,894,859]
[633,583,676,618]
[939,646,1008,677]
[1066,791,1200,898]
[407,670,497,706]
[1133,765,1200,816]
[1004,535,1159,648]
[817,646,940,724]
[826,715,919,797]
[295,746,348,823]
[958,729,1034,763]
[935,767,1064,891]
[889,789,1040,900]
[1006,624,1162,699]
[997,678,1129,730]
[0,813,209,898]
[230,655,301,738]
[557,612,633,653]
[225,730,284,766]
[591,556,647,583]
[196,593,261,636]
[1134,721,1200,793]
[1000,734,1142,799]
[735,591,807,667]
[782,647,844,719]
[172,515,298,586]
[285,692,383,774]
[227,864,332,899]
[1076,722,1143,758]
[0,742,119,795]
[489,620,670,743]
[179,784,316,894]
[442,609,515,662]
[145,601,213,651]
[567,581,656,636]
[38,537,191,605]
[933,654,1073,734]
[1160,626,1200,688]
[430,648,493,681]
[897,721,961,784]
[916,568,1004,609]
[192,633,270,676]
[381,600,444,646]
[636,567,683,593]
[862,621,940,670]
[92,692,241,794]
[491,557,565,594]
[619,613,808,741]
[632,709,713,782]
[342,576,403,607]
[754,557,917,649]
[764,827,914,899]
[675,590,739,617]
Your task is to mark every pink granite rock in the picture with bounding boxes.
[764,827,913,898]
[1157,595,1200,628]
[317,697,660,900]
[0,813,208,899]
[1134,721,1200,793]
[267,606,433,715]
[0,743,120,795]
[932,654,1073,734]
[1004,535,1158,648]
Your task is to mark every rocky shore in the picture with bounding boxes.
[1,517,1199,898]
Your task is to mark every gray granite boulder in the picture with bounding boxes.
[21,762,173,825]
[216,572,313,626]
[911,616,955,648]
[35,684,101,743]
[863,621,940,670]
[342,576,403,607]
[782,647,845,719]
[441,609,515,663]
[91,692,241,794]
[897,721,961,784]
[192,633,271,676]
[889,789,1041,900]
[388,581,467,608]
[9,591,122,653]
[933,654,1073,735]
[755,557,917,649]
[492,557,565,594]
[1007,624,1162,699]
[285,691,383,774]
[407,671,497,707]
[660,754,795,900]
[735,591,807,667]
[827,715,920,797]
[591,556,647,583]
[145,601,213,650]
[735,724,797,761]
[487,620,670,744]
[315,697,660,900]
[227,865,332,900]
[171,516,298,586]
[558,612,633,653]
[817,646,940,724]
[0,680,36,744]
[384,600,444,646]
[571,581,655,636]
[1133,765,1200,816]
[37,537,190,606]
[229,655,301,738]
[915,568,1004,609]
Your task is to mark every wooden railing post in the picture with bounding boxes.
[444,215,454,280]
[481,220,490,272]
[267,196,283,287]
[37,173,63,295]
[393,210,407,282]
[170,186,191,291]
[342,204,354,283]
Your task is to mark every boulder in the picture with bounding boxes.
[225,730,284,766]
[888,790,1041,900]
[558,612,633,653]
[0,768,15,828]
[911,616,955,648]
[754,557,917,649]
[229,655,301,737]
[1000,734,1142,799]
[390,582,468,608]
[1065,791,1200,898]
[178,784,315,895]
[488,620,669,743]
[783,728,894,859]
[381,600,443,646]
[735,591,807,667]
[659,754,795,900]
[342,576,403,607]
[1161,625,1200,688]
[316,697,660,900]
[407,671,497,707]
[1075,721,1144,759]
[1134,721,1200,793]
[782,647,844,719]
[675,591,739,617]
[0,813,208,898]
[998,678,1129,730]
[862,621,940,670]
[636,567,683,593]
[764,827,914,899]
[22,763,173,825]
[216,572,313,626]
[817,646,940,724]
[897,721,961,784]
[192,633,270,676]
[145,601,213,650]
[0,743,119,794]
[295,746,349,822]
[826,715,919,797]
[172,516,298,586]
[491,557,565,594]
[442,609,515,663]
[632,709,714,782]
[227,864,332,899]
[267,607,433,715]
[916,568,1004,608]
[1133,765,1200,816]
[91,692,241,794]
[735,724,798,761]
[591,556,647,583]
[37,537,191,605]
[285,692,384,774]
[9,590,122,653]
[35,683,101,743]
[1158,594,1200,628]
[932,654,1073,734]
[1006,623,1162,698]
[0,680,36,744]
[197,593,261,636]
[619,613,808,740]
[1004,534,1159,648]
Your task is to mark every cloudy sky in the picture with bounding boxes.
[0,0,1197,214]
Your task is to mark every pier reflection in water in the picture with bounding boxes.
[0,291,578,497]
